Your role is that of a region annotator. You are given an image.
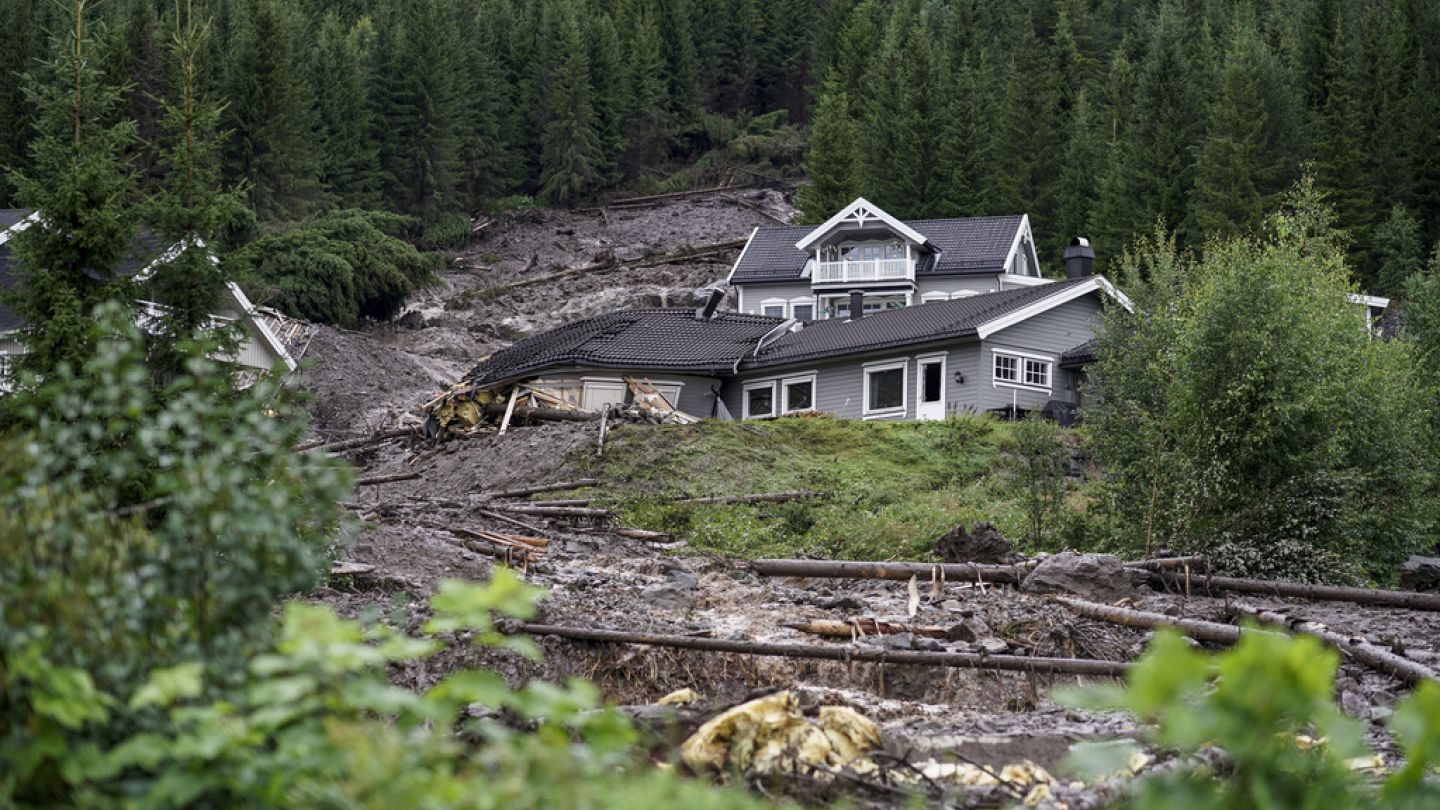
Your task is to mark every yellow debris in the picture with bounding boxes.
[679,691,880,776]
[659,688,701,706]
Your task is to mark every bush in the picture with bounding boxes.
[228,209,441,327]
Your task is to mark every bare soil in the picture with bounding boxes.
[296,191,1438,807]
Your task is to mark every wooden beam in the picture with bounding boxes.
[515,623,1130,677]
[750,558,1036,584]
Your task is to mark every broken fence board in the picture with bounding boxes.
[515,623,1130,677]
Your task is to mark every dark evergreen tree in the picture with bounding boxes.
[0,1,49,204]
[1375,205,1425,296]
[753,0,815,120]
[856,3,941,218]
[619,0,669,175]
[1056,89,1105,251]
[990,16,1063,257]
[585,11,626,186]
[1314,16,1376,276]
[5,0,138,376]
[311,13,380,207]
[796,72,858,223]
[538,6,602,206]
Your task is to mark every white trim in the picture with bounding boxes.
[795,197,929,252]
[742,379,778,419]
[991,348,1054,394]
[862,359,908,417]
[919,291,950,303]
[0,211,39,245]
[1347,293,1391,309]
[915,352,947,420]
[759,297,788,317]
[779,373,817,414]
[789,297,816,321]
[724,226,759,285]
[997,273,1053,288]
[581,378,628,411]
[223,282,297,373]
[1001,215,1034,277]
[975,275,1132,340]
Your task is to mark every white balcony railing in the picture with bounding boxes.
[815,258,911,283]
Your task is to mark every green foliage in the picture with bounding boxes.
[1059,630,1440,810]
[1088,182,1436,580]
[1006,413,1069,550]
[578,414,1083,560]
[1375,205,1426,296]
[4,0,138,376]
[538,5,602,207]
[228,209,440,326]
[795,71,858,224]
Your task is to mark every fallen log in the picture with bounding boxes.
[491,504,613,519]
[448,526,549,550]
[1125,555,1209,571]
[354,472,421,487]
[1055,597,1265,645]
[514,623,1130,678]
[1142,571,1440,612]
[487,478,601,500]
[675,491,819,506]
[577,183,751,210]
[751,559,1036,585]
[783,619,950,640]
[502,239,748,293]
[482,401,599,423]
[613,527,672,542]
[302,427,413,454]
[475,507,553,537]
[329,561,376,576]
[1231,603,1440,686]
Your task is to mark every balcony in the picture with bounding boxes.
[814,258,912,284]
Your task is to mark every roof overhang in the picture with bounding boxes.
[1347,293,1390,309]
[0,211,40,245]
[794,197,929,252]
[975,276,1132,340]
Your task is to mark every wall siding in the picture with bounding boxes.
[975,294,1102,412]
[734,281,815,315]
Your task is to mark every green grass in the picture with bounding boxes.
[567,414,1061,561]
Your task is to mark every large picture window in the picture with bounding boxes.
[783,376,815,413]
[744,382,775,418]
[863,361,907,416]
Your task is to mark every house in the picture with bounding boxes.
[452,258,1130,423]
[727,198,1054,320]
[0,209,295,383]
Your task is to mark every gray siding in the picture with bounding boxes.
[975,294,1101,412]
[734,281,815,315]
[724,355,915,421]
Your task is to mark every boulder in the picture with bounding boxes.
[1399,556,1440,593]
[642,583,694,612]
[935,522,1017,564]
[1020,552,1134,602]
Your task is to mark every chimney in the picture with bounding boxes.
[1064,237,1095,279]
[694,286,726,320]
[847,289,865,321]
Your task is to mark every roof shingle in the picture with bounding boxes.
[730,215,1025,284]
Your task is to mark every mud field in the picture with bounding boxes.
[295,192,1440,807]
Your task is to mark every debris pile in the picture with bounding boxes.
[420,376,699,439]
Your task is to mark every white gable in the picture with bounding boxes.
[795,197,929,251]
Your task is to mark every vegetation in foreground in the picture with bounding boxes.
[574,414,1085,561]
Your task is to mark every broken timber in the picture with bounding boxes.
[354,472,421,487]
[1231,603,1440,686]
[576,183,753,211]
[1055,597,1264,645]
[483,401,599,423]
[301,427,413,454]
[514,623,1130,677]
[508,491,819,509]
[783,619,950,640]
[492,504,613,519]
[751,559,1037,585]
[486,478,601,500]
[501,239,748,294]
[1142,571,1440,612]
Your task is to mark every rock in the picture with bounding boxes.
[883,632,915,650]
[939,599,963,612]
[975,638,1010,655]
[947,616,993,643]
[666,569,700,589]
[642,584,694,612]
[1021,552,1135,602]
[1399,556,1440,592]
[816,595,865,611]
[914,637,945,652]
[396,310,428,330]
[935,522,1017,564]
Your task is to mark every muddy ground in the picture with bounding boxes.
[294,191,1439,807]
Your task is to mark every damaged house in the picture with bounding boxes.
[0,209,296,385]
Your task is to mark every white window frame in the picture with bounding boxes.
[919,291,950,304]
[780,373,818,414]
[991,348,1054,394]
[580,376,629,410]
[862,359,908,418]
[789,297,816,321]
[915,351,947,407]
[759,297,788,318]
[742,380,778,419]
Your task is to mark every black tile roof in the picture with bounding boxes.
[459,280,1096,385]
[1060,338,1098,368]
[0,217,173,333]
[741,280,1090,369]
[461,308,786,387]
[730,215,1026,284]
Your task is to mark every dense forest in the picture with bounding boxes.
[1,0,1437,289]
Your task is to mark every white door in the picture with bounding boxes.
[917,356,946,420]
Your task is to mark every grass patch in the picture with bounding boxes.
[570,413,1079,561]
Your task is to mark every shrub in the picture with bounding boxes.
[228,209,440,327]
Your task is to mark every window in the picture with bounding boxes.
[760,298,786,318]
[744,382,775,418]
[863,361,907,416]
[920,291,949,304]
[1023,359,1049,388]
[992,350,1053,392]
[922,361,942,403]
[782,376,815,413]
[791,300,814,321]
[581,378,628,411]
[993,354,1019,383]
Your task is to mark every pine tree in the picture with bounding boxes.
[5,0,138,376]
[695,0,757,115]
[0,1,47,204]
[937,48,1001,218]
[796,71,858,224]
[857,3,941,218]
[753,0,815,120]
[538,7,601,206]
[143,1,246,375]
[221,0,323,220]
[458,4,519,206]
[1056,89,1105,247]
[585,11,625,186]
[1374,205,1424,296]
[991,16,1063,255]
[619,1,668,174]
[311,13,380,207]
[1314,16,1375,276]
[656,0,701,126]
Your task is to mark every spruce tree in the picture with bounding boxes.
[458,4,519,207]
[585,12,626,186]
[5,0,138,377]
[0,1,47,204]
[1374,205,1424,296]
[857,3,940,218]
[311,13,380,208]
[376,0,462,222]
[795,72,858,224]
[1314,17,1375,277]
[1055,90,1105,248]
[620,1,668,174]
[753,0,815,120]
[991,16,1063,255]
[538,7,601,206]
